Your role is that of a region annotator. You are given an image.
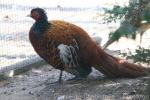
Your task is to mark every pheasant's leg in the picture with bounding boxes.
[45,70,63,84]
[58,70,63,83]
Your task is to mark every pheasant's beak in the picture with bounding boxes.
[26,14,31,17]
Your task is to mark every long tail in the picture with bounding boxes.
[92,46,148,78]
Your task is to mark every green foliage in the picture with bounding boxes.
[101,1,150,49]
[120,46,150,64]
[109,22,138,41]
[103,5,129,23]
[102,5,139,41]
[142,9,150,23]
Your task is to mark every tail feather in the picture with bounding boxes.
[92,46,148,78]
[117,61,147,77]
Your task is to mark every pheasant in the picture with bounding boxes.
[28,8,148,83]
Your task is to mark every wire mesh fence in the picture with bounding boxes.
[0,0,129,76]
[0,0,104,76]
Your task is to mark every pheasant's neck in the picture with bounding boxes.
[33,19,49,34]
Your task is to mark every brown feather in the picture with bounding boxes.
[30,19,148,78]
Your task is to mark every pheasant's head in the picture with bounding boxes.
[28,8,49,34]
[28,8,48,22]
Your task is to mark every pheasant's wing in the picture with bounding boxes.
[57,39,82,76]
[43,31,89,76]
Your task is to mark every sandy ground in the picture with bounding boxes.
[1,1,150,99]
[0,64,149,100]
[1,25,150,100]
[0,49,150,100]
[1,18,150,100]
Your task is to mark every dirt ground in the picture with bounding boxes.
[1,3,150,99]
[0,61,149,100]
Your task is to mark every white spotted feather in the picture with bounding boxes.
[57,42,80,68]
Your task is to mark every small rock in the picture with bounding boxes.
[4,91,7,94]
[22,88,26,90]
[8,85,14,88]
[122,92,128,96]
[57,95,65,100]
[29,91,34,95]
[52,90,55,93]
[129,90,136,95]
[36,94,40,97]
[49,69,52,71]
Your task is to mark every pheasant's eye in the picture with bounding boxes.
[31,11,40,20]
